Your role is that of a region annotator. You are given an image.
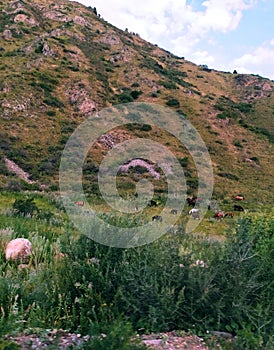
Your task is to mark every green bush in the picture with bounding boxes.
[12,197,39,217]
[83,319,146,350]
[159,80,178,89]
[166,98,180,107]
[218,172,239,181]
[117,93,134,103]
[130,90,143,99]
[233,140,243,148]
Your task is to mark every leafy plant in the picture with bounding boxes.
[12,197,39,217]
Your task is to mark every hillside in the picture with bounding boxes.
[0,0,273,206]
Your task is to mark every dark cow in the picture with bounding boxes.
[170,209,178,215]
[234,205,244,212]
[152,215,162,222]
[148,200,157,207]
[187,197,196,207]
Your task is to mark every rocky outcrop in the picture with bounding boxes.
[119,159,161,179]
[4,157,34,184]
[66,83,97,115]
[5,238,32,262]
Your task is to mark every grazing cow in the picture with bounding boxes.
[224,212,234,218]
[187,197,202,207]
[189,208,200,220]
[152,215,162,222]
[148,200,157,207]
[214,211,224,220]
[234,195,244,201]
[170,209,178,215]
[187,197,196,207]
[189,208,200,215]
[191,211,200,220]
[75,201,84,206]
[6,238,32,262]
[234,204,244,212]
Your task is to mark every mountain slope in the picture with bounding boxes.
[0,0,273,205]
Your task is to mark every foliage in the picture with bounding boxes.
[0,194,273,349]
[117,93,134,103]
[166,98,180,107]
[12,197,39,217]
[218,172,239,181]
[83,319,146,350]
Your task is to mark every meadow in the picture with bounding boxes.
[0,191,273,349]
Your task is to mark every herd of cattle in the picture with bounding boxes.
[75,194,246,223]
[186,195,245,221]
[150,195,245,222]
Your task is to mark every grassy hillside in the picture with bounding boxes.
[0,1,274,348]
[0,0,273,207]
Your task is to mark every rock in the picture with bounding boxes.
[5,238,32,262]
[143,339,162,347]
[2,29,12,40]
[14,14,38,26]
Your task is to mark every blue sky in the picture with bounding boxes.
[74,0,274,80]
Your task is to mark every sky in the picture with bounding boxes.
[73,0,274,80]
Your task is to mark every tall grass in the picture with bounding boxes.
[0,192,273,349]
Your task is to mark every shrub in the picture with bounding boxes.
[130,90,143,99]
[218,172,239,181]
[117,93,134,103]
[178,157,189,167]
[12,197,39,217]
[6,180,23,192]
[46,110,56,117]
[166,98,180,107]
[83,319,146,350]
[216,113,227,120]
[159,80,178,89]
[233,140,243,148]
[250,156,259,162]
[43,95,64,108]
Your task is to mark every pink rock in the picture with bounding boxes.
[5,238,32,262]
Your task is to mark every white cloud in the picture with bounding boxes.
[73,1,274,80]
[232,42,274,79]
[189,50,216,65]
[75,1,256,46]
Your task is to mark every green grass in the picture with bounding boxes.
[0,191,273,349]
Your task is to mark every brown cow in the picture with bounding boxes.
[75,201,84,206]
[214,211,224,220]
[234,195,244,201]
[224,212,234,218]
